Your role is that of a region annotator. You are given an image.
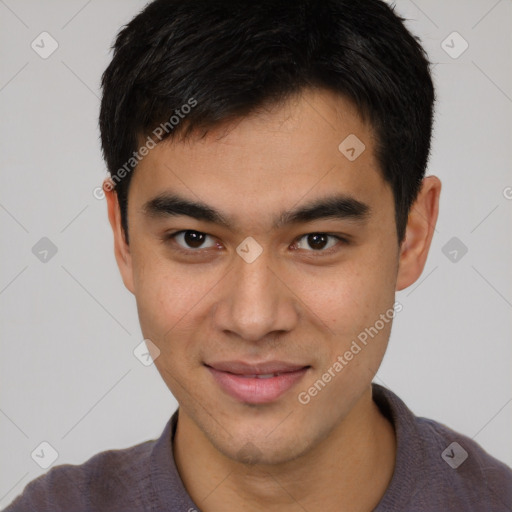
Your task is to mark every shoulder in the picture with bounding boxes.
[373,384,512,511]
[3,439,156,512]
[415,416,512,507]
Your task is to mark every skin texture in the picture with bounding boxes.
[105,87,441,511]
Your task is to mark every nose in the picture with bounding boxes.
[212,248,299,342]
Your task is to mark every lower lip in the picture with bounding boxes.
[207,366,309,404]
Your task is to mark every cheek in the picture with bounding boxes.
[131,248,193,339]
[132,262,209,393]
[131,247,222,357]
[297,250,396,335]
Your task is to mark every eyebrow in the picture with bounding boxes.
[142,192,371,229]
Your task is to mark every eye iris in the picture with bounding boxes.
[184,231,205,248]
[308,233,328,250]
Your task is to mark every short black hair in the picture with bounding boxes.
[99,0,435,245]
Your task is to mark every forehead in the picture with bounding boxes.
[128,88,391,228]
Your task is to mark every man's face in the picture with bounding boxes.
[115,88,401,464]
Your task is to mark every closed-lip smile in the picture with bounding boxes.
[205,360,310,404]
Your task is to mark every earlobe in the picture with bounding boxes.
[104,179,135,294]
[396,176,441,291]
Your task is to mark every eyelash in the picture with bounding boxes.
[163,230,349,257]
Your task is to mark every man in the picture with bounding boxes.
[5,0,512,511]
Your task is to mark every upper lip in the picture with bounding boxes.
[205,361,310,375]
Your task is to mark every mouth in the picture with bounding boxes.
[205,361,311,404]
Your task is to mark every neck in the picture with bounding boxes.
[173,386,396,512]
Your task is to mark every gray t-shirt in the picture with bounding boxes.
[4,384,512,511]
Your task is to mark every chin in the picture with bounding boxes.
[211,427,315,468]
[230,443,301,467]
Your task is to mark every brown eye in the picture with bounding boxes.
[173,230,216,250]
[307,234,328,250]
[295,233,340,252]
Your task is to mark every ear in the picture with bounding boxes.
[396,176,441,291]
[104,178,135,294]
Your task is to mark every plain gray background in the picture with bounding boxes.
[1,0,511,508]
